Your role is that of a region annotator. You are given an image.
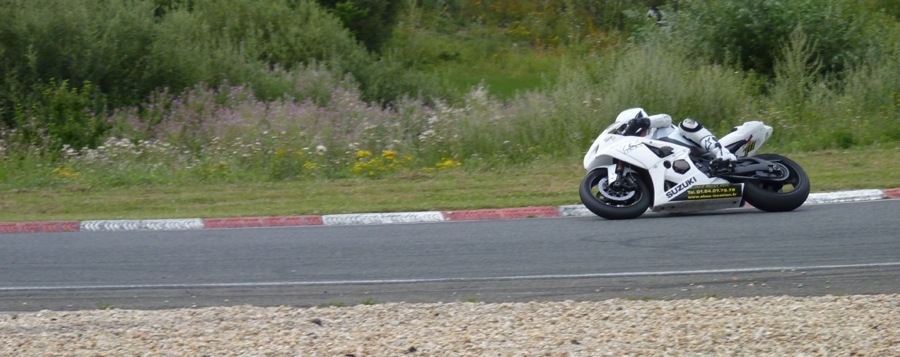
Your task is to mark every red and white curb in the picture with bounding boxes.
[2,188,897,234]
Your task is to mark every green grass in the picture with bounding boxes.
[787,145,900,191]
[1,145,897,222]
[437,51,560,98]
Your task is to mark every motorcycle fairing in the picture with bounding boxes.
[719,121,773,157]
[652,182,744,213]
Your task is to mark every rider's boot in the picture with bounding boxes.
[679,119,737,174]
[698,135,737,162]
[701,136,737,175]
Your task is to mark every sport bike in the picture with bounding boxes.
[580,108,810,219]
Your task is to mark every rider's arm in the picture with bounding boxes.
[648,114,672,128]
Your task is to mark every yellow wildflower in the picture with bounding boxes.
[53,167,81,180]
[382,150,398,160]
[435,158,462,169]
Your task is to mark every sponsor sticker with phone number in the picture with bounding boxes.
[687,184,740,200]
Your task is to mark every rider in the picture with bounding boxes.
[619,108,737,167]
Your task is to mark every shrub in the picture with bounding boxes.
[665,0,883,77]
[0,0,156,108]
[316,0,405,52]
[11,80,109,153]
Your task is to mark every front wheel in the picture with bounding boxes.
[579,168,651,220]
[743,153,810,212]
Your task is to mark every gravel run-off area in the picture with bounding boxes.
[1,294,898,356]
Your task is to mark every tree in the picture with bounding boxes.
[315,0,404,53]
[667,0,880,76]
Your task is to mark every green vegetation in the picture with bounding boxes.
[1,0,897,222]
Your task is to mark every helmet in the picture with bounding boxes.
[615,108,648,124]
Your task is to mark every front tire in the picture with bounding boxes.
[579,168,651,220]
[743,154,810,212]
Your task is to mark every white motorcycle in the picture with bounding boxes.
[580,108,810,219]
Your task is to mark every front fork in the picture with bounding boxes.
[607,160,637,193]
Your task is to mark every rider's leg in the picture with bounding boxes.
[678,119,737,161]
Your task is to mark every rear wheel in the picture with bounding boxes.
[579,168,651,220]
[743,154,810,212]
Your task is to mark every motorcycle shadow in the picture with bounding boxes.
[640,206,780,219]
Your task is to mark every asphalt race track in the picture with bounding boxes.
[1,199,898,311]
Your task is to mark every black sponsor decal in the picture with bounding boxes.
[665,177,697,199]
[743,137,757,155]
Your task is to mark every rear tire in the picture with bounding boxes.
[743,154,810,212]
[579,168,651,220]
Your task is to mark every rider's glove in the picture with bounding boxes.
[624,117,651,136]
